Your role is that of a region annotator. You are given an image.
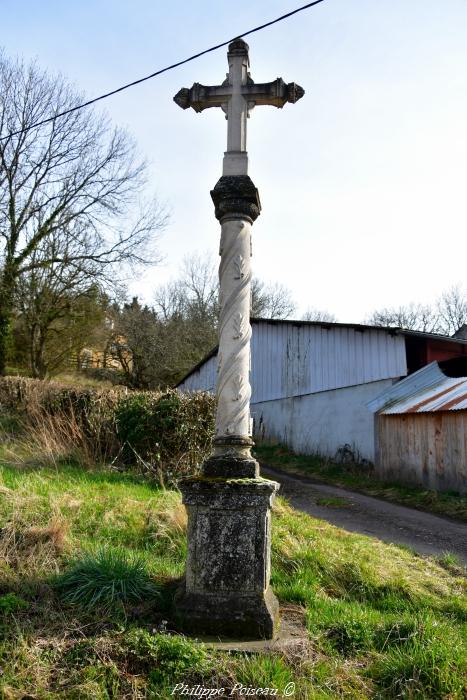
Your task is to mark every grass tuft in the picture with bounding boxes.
[0,592,29,614]
[54,546,160,611]
[316,496,352,508]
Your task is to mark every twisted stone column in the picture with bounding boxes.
[203,175,261,478]
[215,217,252,439]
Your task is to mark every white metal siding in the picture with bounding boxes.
[251,322,406,402]
[252,379,396,462]
[178,354,217,393]
[177,321,407,399]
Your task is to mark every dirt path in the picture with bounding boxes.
[261,464,467,565]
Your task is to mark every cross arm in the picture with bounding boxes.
[174,83,231,113]
[246,78,305,108]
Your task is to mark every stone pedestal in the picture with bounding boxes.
[175,475,280,639]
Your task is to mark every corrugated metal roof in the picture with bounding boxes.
[367,361,467,414]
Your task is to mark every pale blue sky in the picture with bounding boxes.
[3,1,467,321]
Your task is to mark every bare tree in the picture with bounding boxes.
[437,285,467,336]
[367,286,467,336]
[155,253,297,323]
[13,227,109,377]
[178,252,219,320]
[301,307,337,322]
[0,50,167,375]
[153,253,219,386]
[366,302,441,333]
[250,279,296,319]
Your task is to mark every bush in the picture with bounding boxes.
[0,377,215,483]
[54,547,160,611]
[115,391,214,483]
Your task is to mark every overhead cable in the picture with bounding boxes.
[1,0,326,141]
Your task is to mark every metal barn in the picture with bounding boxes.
[177,319,467,463]
[368,358,467,493]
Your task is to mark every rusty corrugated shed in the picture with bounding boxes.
[368,361,467,414]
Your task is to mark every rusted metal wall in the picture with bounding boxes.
[376,413,467,493]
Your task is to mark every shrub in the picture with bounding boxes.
[115,390,214,483]
[54,547,160,611]
[0,377,215,483]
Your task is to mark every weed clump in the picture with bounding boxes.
[54,547,160,611]
[124,628,211,685]
[0,592,28,614]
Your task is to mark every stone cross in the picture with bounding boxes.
[173,38,304,640]
[175,38,304,177]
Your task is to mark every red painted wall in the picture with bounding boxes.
[426,339,467,364]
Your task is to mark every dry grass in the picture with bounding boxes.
[19,406,99,468]
[0,376,216,484]
[0,506,69,577]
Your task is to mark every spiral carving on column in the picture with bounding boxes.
[216,220,252,438]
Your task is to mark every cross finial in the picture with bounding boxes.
[174,38,304,175]
[227,37,249,57]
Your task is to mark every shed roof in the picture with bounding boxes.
[367,358,467,414]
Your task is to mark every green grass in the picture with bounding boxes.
[316,496,352,508]
[254,443,467,522]
[0,436,466,698]
[0,465,467,700]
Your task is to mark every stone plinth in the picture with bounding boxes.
[175,476,280,639]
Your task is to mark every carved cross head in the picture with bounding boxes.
[174,38,304,175]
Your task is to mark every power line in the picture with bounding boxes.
[1,0,326,141]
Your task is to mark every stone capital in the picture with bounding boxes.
[210,175,261,222]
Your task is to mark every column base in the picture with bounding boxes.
[204,436,258,477]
